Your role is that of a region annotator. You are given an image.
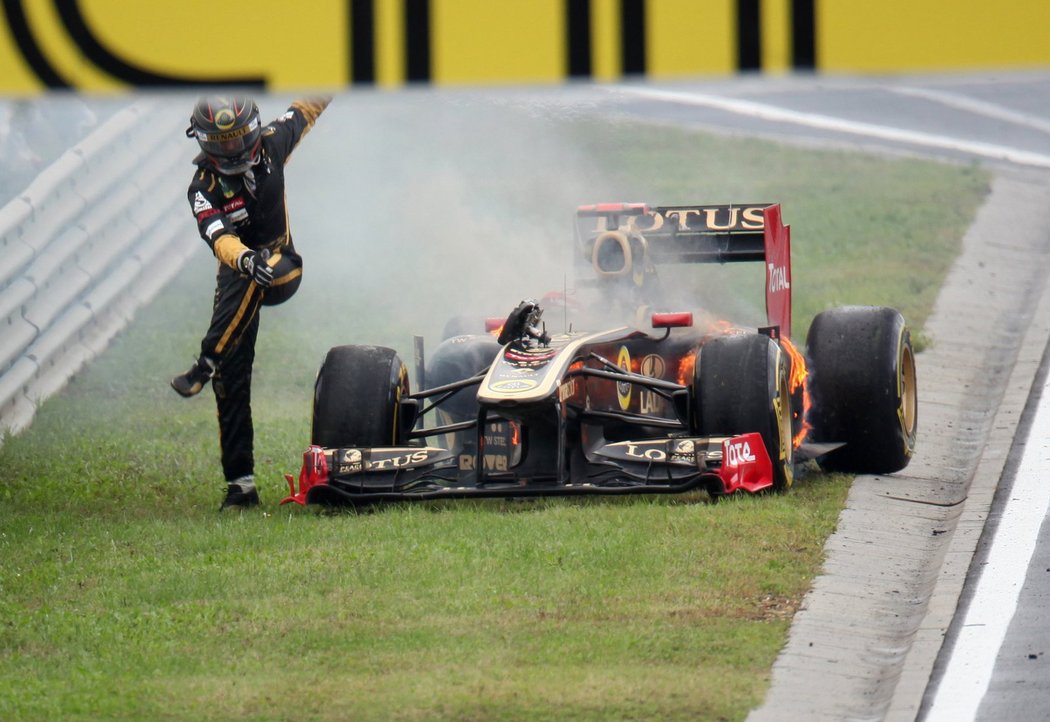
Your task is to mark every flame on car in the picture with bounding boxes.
[484,317,505,338]
[781,336,811,448]
[676,352,696,386]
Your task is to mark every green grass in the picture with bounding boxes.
[0,101,989,721]
[0,490,846,721]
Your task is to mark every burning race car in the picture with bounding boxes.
[282,202,917,506]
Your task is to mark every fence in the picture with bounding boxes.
[0,99,199,442]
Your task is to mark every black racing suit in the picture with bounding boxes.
[187,98,329,483]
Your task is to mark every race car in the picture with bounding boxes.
[282,202,917,506]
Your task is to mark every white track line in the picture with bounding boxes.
[925,379,1050,721]
[892,85,1050,135]
[610,86,1050,169]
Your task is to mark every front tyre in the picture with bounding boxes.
[806,306,917,473]
[695,333,794,491]
[312,345,409,448]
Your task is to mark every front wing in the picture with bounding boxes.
[281,431,775,506]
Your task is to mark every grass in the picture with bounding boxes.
[0,95,989,721]
[1,490,845,721]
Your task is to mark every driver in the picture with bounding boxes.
[171,95,330,510]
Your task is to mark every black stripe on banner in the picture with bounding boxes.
[736,0,761,71]
[2,0,70,88]
[566,0,591,78]
[350,0,376,84]
[621,0,645,76]
[55,0,263,87]
[404,0,430,83]
[791,0,816,69]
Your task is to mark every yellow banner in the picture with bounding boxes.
[0,0,1047,94]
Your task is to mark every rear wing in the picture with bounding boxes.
[574,202,793,337]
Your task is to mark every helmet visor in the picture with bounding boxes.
[194,116,262,174]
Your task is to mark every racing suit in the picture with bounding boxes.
[187,98,329,483]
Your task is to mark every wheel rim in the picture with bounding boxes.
[775,355,794,489]
[899,342,917,439]
[391,363,408,444]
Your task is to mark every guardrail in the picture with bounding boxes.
[0,99,199,442]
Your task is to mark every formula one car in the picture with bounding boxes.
[282,202,917,506]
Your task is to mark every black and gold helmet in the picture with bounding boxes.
[186,96,262,175]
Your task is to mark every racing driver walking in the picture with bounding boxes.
[171,95,330,510]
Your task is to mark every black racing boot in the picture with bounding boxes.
[220,476,260,511]
[171,356,216,398]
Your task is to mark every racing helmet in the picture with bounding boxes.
[186,96,262,175]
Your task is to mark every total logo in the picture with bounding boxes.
[768,263,790,293]
[724,439,757,467]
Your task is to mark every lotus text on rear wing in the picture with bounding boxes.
[581,204,771,233]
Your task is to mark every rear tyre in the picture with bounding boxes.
[695,333,794,491]
[312,345,409,448]
[806,306,917,473]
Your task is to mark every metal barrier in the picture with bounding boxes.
[0,99,199,440]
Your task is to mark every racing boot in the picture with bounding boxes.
[220,476,260,511]
[170,356,216,398]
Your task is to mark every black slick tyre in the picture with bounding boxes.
[312,345,409,448]
[805,306,917,473]
[695,333,794,491]
[427,335,502,422]
[427,334,501,454]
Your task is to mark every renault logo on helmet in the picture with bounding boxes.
[203,125,252,142]
[215,108,236,130]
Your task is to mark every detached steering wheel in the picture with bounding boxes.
[497,300,549,347]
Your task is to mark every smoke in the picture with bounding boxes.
[268,88,644,354]
[19,89,771,377]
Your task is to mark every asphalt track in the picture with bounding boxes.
[587,72,1050,721]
